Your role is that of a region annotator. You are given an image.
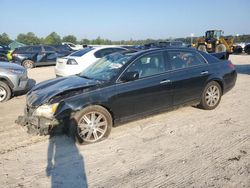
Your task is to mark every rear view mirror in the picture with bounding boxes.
[120,71,139,82]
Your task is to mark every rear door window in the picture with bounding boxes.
[17,46,31,52]
[44,46,56,52]
[30,46,42,52]
[94,48,122,58]
[167,50,207,70]
[112,48,125,53]
[70,47,93,57]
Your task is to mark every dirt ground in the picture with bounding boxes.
[0,55,250,188]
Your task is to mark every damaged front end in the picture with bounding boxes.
[15,75,100,135]
[16,105,61,135]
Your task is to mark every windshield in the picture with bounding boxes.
[80,53,132,81]
[206,31,213,38]
[214,31,222,39]
[206,31,222,39]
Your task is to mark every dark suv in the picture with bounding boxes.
[12,45,70,68]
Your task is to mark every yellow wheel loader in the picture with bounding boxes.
[193,30,234,53]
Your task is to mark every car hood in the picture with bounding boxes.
[0,62,24,70]
[27,76,99,107]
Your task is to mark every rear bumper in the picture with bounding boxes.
[223,70,237,94]
[16,114,60,135]
[54,65,81,77]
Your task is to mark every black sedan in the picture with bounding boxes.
[12,45,70,69]
[16,47,237,144]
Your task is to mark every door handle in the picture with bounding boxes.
[160,80,171,84]
[200,71,208,75]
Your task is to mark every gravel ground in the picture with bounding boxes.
[0,55,249,188]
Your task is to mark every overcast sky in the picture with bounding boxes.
[1,0,249,40]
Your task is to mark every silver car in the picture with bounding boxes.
[0,62,29,102]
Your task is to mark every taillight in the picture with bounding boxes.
[67,59,78,65]
[227,61,235,69]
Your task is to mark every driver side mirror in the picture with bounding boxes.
[120,71,139,82]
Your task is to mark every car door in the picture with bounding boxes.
[166,50,210,105]
[42,46,58,65]
[27,46,44,64]
[111,51,173,119]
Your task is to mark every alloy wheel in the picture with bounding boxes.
[77,111,108,143]
[23,60,34,69]
[205,85,220,107]
[0,86,7,102]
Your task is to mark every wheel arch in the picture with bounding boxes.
[85,103,115,124]
[21,58,34,66]
[205,77,224,94]
[56,102,115,125]
[0,77,14,89]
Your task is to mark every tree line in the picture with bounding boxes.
[0,32,250,46]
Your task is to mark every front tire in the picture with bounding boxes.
[215,44,226,53]
[199,81,222,110]
[0,81,12,102]
[197,45,207,52]
[69,105,112,144]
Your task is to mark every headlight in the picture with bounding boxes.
[67,59,78,65]
[33,103,59,119]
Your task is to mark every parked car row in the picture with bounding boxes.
[232,42,250,54]
[16,47,237,144]
[2,40,250,72]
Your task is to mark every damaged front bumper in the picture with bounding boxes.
[16,115,60,135]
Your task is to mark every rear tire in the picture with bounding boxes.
[0,81,12,102]
[233,45,243,54]
[215,44,226,53]
[22,60,35,69]
[69,105,112,144]
[244,45,250,54]
[197,45,207,52]
[199,81,222,110]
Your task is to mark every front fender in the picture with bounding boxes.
[54,87,113,119]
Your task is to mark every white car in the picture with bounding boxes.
[62,42,84,51]
[55,46,126,77]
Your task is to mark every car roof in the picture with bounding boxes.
[111,47,197,61]
[17,45,41,48]
[90,45,126,50]
[129,46,197,56]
